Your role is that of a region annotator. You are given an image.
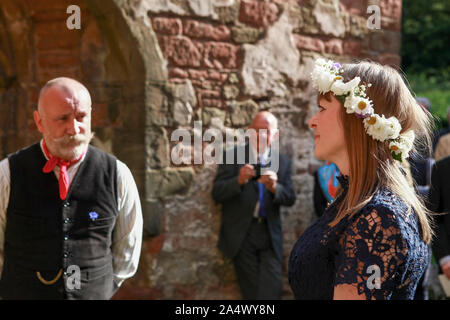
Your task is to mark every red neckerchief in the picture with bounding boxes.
[42,140,87,200]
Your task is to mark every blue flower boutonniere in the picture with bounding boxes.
[89,211,99,221]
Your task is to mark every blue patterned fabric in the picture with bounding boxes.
[288,175,431,300]
[317,162,340,203]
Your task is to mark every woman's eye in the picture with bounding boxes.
[318,106,325,112]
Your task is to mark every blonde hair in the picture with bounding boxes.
[325,61,434,244]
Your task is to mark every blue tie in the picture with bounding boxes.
[258,155,266,218]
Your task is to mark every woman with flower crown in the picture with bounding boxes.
[288,59,434,300]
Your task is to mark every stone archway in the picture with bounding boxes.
[0,0,168,231]
[0,0,174,299]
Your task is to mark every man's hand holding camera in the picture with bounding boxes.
[258,170,277,194]
[238,164,277,193]
[238,164,256,185]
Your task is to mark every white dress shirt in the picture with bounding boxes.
[0,140,143,288]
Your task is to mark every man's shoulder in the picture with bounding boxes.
[88,145,117,162]
[6,143,42,165]
[435,155,450,173]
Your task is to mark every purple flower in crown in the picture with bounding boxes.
[332,62,342,70]
[89,211,99,221]
[355,113,372,119]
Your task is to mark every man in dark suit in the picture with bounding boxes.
[212,111,296,299]
[428,155,450,282]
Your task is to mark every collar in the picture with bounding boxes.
[336,174,349,190]
[249,143,271,164]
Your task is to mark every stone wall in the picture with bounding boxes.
[0,0,403,299]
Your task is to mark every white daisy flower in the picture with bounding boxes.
[364,115,390,141]
[344,92,357,114]
[330,77,361,96]
[352,96,374,117]
[384,117,402,140]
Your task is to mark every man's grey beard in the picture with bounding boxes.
[49,132,94,160]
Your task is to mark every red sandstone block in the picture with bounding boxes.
[26,0,84,12]
[35,20,76,37]
[32,9,74,22]
[324,39,343,55]
[189,79,204,87]
[151,17,182,35]
[174,285,196,300]
[343,40,363,57]
[169,68,189,78]
[377,53,401,68]
[197,90,223,108]
[198,89,221,99]
[146,234,165,254]
[381,17,401,32]
[188,69,208,80]
[37,52,79,68]
[91,103,108,127]
[294,34,325,53]
[36,32,80,51]
[183,19,230,41]
[202,42,240,69]
[339,0,368,16]
[239,0,279,28]
[158,35,202,67]
[379,0,402,20]
[206,70,222,81]
[202,98,223,108]
[36,67,80,84]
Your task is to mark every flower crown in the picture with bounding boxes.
[311,58,415,162]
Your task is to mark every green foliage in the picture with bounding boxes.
[407,73,450,129]
[401,0,450,77]
[402,0,450,130]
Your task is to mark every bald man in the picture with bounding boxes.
[212,111,296,299]
[0,77,143,299]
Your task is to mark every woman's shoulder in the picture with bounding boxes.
[351,188,409,231]
[373,186,406,206]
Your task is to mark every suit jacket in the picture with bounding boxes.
[428,156,450,266]
[212,144,296,261]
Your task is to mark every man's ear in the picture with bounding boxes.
[33,110,43,133]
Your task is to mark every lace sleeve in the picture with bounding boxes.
[334,206,408,300]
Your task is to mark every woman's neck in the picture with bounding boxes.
[331,155,350,177]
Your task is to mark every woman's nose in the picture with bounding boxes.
[309,113,317,129]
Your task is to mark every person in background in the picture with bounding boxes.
[428,156,450,285]
[434,131,450,161]
[433,106,450,153]
[408,97,434,198]
[0,77,143,299]
[212,111,296,300]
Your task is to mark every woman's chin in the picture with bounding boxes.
[313,148,325,161]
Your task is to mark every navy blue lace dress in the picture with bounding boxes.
[288,175,430,300]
